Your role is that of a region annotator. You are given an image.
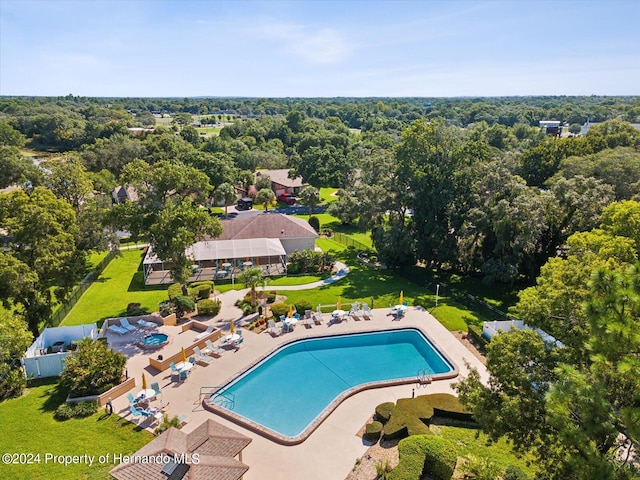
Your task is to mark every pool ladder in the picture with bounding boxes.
[417,369,432,386]
[199,386,235,410]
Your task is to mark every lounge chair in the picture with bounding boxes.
[193,347,212,364]
[303,315,314,328]
[362,304,373,320]
[204,339,224,357]
[177,414,190,426]
[267,319,282,337]
[120,318,137,332]
[108,324,128,335]
[312,312,324,325]
[195,325,214,340]
[137,319,157,329]
[350,310,363,321]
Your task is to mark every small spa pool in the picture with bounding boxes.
[208,328,456,443]
[140,333,169,349]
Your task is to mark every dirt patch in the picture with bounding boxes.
[345,422,400,480]
[452,331,486,365]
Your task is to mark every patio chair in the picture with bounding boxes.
[119,318,137,332]
[195,325,214,341]
[188,357,196,369]
[267,319,282,337]
[126,393,137,405]
[193,347,212,364]
[129,405,151,423]
[179,370,188,382]
[108,324,128,335]
[234,336,244,348]
[293,312,301,320]
[204,339,224,357]
[150,382,162,399]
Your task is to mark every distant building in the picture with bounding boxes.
[111,185,139,204]
[539,120,562,136]
[255,169,307,196]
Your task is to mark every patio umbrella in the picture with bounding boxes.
[142,373,147,390]
[288,304,294,318]
[230,320,236,335]
[181,347,187,363]
[337,296,342,310]
[400,291,404,304]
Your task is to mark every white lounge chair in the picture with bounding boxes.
[204,339,224,357]
[193,346,212,364]
[312,312,324,325]
[195,325,214,340]
[267,319,282,337]
[108,324,128,335]
[119,318,137,332]
[362,304,373,320]
[350,309,363,321]
[137,319,157,329]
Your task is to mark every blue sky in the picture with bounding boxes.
[1,0,638,97]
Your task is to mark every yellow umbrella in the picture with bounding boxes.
[230,320,235,335]
[181,347,187,363]
[141,373,147,390]
[288,304,294,318]
[337,296,342,310]
[399,291,404,304]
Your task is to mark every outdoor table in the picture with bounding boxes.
[332,309,347,319]
[221,263,232,269]
[223,333,241,345]
[392,305,408,315]
[137,389,155,400]
[175,362,193,372]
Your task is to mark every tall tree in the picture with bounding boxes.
[214,182,238,217]
[297,186,320,215]
[255,188,275,212]
[238,267,267,307]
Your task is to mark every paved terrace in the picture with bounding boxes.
[108,294,488,480]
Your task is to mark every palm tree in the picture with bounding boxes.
[298,186,320,215]
[214,182,237,218]
[239,267,267,307]
[255,188,275,212]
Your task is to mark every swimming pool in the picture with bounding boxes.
[205,328,457,443]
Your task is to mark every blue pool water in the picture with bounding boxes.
[213,328,454,438]
[142,333,168,346]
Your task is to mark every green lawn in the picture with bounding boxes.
[0,379,153,480]
[61,249,168,326]
[436,425,536,477]
[319,187,338,203]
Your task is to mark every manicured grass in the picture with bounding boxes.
[61,249,168,326]
[319,187,338,203]
[0,379,153,480]
[268,274,328,286]
[436,425,536,477]
[87,250,110,270]
[195,126,222,136]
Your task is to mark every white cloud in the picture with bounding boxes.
[249,21,354,65]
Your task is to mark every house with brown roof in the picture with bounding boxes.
[142,213,318,284]
[109,419,251,480]
[255,169,307,196]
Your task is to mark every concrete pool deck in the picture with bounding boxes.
[109,303,488,480]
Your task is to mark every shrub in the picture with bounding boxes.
[0,365,26,400]
[167,283,183,300]
[504,465,529,480]
[375,402,395,422]
[421,436,457,480]
[60,338,126,397]
[308,215,320,232]
[287,249,335,274]
[270,302,289,317]
[294,298,313,315]
[154,413,181,434]
[382,397,434,440]
[159,300,174,317]
[54,401,99,420]
[196,284,212,300]
[421,393,474,422]
[126,302,146,316]
[190,280,214,289]
[461,455,502,480]
[173,295,195,318]
[364,420,383,441]
[196,299,221,316]
[467,324,488,347]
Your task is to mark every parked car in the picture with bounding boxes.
[277,193,296,205]
[237,197,253,210]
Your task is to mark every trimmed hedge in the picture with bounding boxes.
[364,420,383,441]
[421,436,458,480]
[270,302,289,318]
[389,435,456,480]
[382,397,434,440]
[195,284,212,300]
[421,393,474,422]
[375,402,395,422]
[467,324,488,347]
[308,215,320,232]
[294,298,313,315]
[196,299,221,316]
[190,280,214,288]
[167,283,183,300]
